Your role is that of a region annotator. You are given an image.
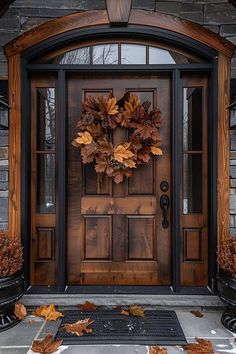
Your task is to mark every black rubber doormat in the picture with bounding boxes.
[55,309,187,345]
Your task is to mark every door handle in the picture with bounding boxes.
[160,194,169,229]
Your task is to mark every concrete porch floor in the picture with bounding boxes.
[0,306,235,354]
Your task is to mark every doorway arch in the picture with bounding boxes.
[5,9,234,292]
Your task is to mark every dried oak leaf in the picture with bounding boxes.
[149,346,167,354]
[32,304,63,321]
[113,143,135,163]
[14,303,27,320]
[183,337,214,353]
[150,147,163,156]
[80,141,97,163]
[191,310,204,318]
[31,334,63,354]
[79,301,97,310]
[107,98,119,116]
[64,318,94,337]
[75,131,93,145]
[129,305,145,318]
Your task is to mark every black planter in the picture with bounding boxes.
[0,270,24,331]
[217,271,236,334]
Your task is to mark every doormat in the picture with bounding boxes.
[55,309,187,346]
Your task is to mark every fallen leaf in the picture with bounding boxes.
[121,309,130,316]
[32,304,63,321]
[107,98,119,115]
[129,305,145,318]
[14,303,27,320]
[79,301,97,310]
[64,318,94,337]
[75,131,93,145]
[191,310,204,318]
[149,346,167,354]
[150,146,162,155]
[112,305,123,311]
[31,334,63,354]
[183,337,214,353]
[29,319,36,325]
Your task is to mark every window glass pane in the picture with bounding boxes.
[183,154,202,214]
[149,46,201,64]
[121,44,146,64]
[37,88,55,151]
[183,87,203,151]
[56,47,90,64]
[36,154,55,213]
[92,44,118,64]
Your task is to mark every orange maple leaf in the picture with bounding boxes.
[150,146,162,155]
[32,304,63,321]
[107,98,119,115]
[183,337,214,353]
[149,346,167,354]
[113,143,134,163]
[75,131,93,145]
[79,301,97,310]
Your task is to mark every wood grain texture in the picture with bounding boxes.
[5,10,235,58]
[106,0,132,24]
[8,54,21,238]
[217,53,230,241]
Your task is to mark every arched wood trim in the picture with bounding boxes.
[5,9,235,57]
[4,9,234,249]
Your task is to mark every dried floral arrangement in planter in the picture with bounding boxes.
[0,230,23,277]
[218,237,236,278]
[72,92,163,184]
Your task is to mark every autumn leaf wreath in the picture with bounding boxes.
[72,92,163,184]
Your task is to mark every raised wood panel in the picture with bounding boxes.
[128,216,155,260]
[84,164,111,195]
[81,196,157,214]
[106,0,132,24]
[217,53,230,242]
[184,228,201,261]
[5,11,235,58]
[84,216,112,260]
[36,227,55,261]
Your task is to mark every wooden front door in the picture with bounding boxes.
[67,74,172,285]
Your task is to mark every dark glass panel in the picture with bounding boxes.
[183,87,203,151]
[37,88,55,151]
[183,153,202,214]
[121,44,146,64]
[92,44,118,64]
[56,47,90,64]
[36,154,55,213]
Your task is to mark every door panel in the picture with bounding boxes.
[67,74,172,285]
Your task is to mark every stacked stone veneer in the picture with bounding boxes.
[0,0,236,231]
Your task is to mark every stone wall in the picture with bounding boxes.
[0,0,236,231]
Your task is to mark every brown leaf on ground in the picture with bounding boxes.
[129,305,145,318]
[190,310,204,318]
[29,319,36,325]
[121,309,130,316]
[32,304,63,321]
[79,301,97,310]
[64,318,94,337]
[183,337,214,353]
[14,303,27,320]
[149,346,167,354]
[31,334,63,354]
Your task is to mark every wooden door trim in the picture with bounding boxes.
[4,10,234,57]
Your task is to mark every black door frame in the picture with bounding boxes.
[21,26,218,294]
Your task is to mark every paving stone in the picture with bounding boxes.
[132,0,155,10]
[204,3,236,25]
[0,170,8,182]
[0,182,8,191]
[37,319,61,339]
[230,194,236,213]
[230,165,236,178]
[58,346,149,354]
[155,2,181,16]
[176,310,234,339]
[0,349,30,354]
[0,147,8,159]
[0,316,43,346]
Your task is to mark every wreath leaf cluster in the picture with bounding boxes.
[72,92,163,184]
